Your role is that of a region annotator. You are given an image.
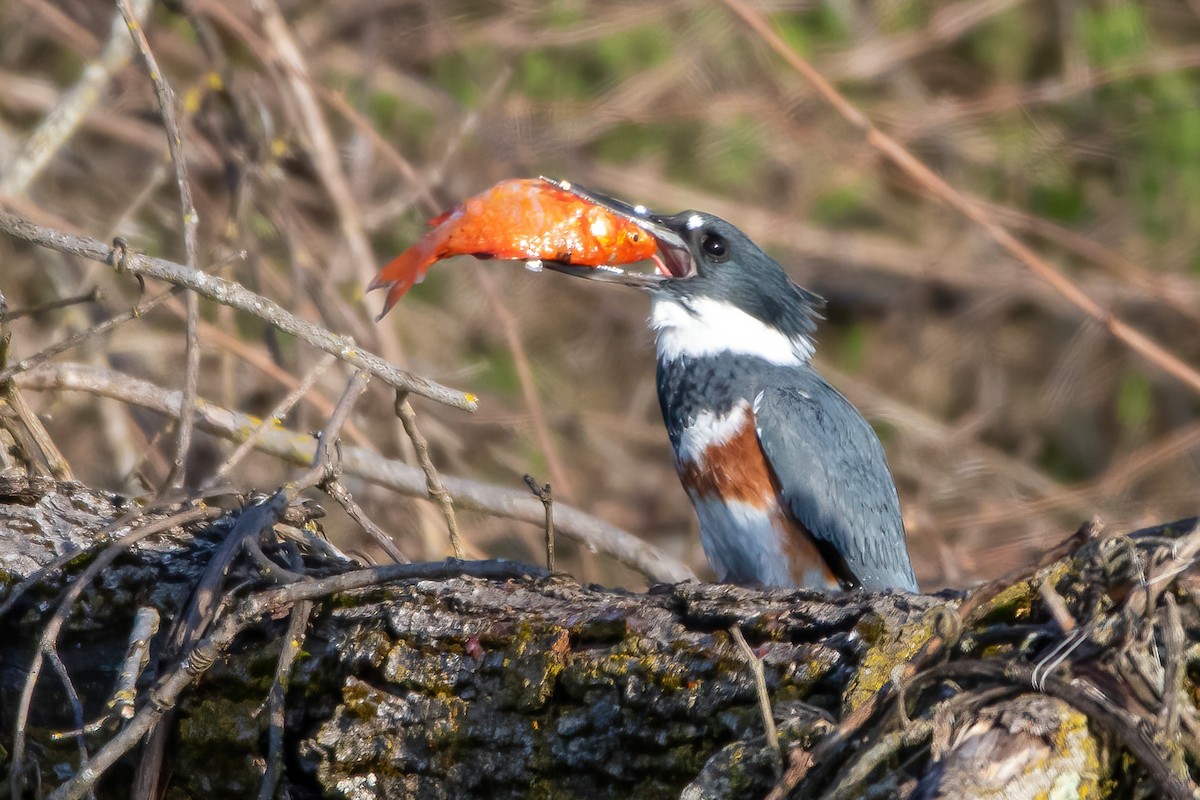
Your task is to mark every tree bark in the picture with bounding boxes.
[1,477,1197,800]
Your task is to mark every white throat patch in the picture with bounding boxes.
[651,295,813,366]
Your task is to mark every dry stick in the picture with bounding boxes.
[166,371,369,661]
[252,0,377,290]
[50,589,259,800]
[17,363,694,583]
[0,0,151,194]
[0,209,476,410]
[256,598,313,800]
[817,718,936,800]
[523,475,555,572]
[43,648,96,800]
[395,392,464,559]
[45,559,543,800]
[294,370,370,492]
[729,626,782,769]
[1,288,102,321]
[0,287,71,481]
[118,0,202,490]
[109,607,161,722]
[322,478,410,563]
[0,377,72,480]
[722,0,1200,398]
[205,352,338,487]
[0,286,182,386]
[8,506,216,800]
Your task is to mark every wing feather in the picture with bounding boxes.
[752,380,917,591]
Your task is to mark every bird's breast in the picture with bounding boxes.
[673,402,839,589]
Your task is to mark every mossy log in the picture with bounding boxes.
[0,477,1197,800]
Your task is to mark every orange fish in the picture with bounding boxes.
[369,178,661,317]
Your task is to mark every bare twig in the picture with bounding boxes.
[0,209,477,410]
[118,0,201,490]
[44,648,94,800]
[0,288,102,321]
[206,353,338,487]
[395,392,464,559]
[0,376,72,480]
[729,626,781,769]
[523,475,555,572]
[1161,593,1185,741]
[257,598,314,800]
[293,370,369,493]
[17,363,694,583]
[1037,579,1077,634]
[252,0,377,289]
[0,286,182,387]
[322,478,409,563]
[0,0,152,194]
[109,607,160,722]
[722,0,1200,398]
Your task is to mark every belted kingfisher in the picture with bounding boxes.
[547,180,917,592]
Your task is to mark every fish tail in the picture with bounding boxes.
[368,238,439,318]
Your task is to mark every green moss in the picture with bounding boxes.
[175,696,265,794]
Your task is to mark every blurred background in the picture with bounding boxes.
[1,0,1198,591]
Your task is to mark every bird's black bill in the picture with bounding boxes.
[539,176,696,282]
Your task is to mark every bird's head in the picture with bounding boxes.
[545,179,823,366]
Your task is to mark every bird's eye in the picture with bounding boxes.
[701,233,728,261]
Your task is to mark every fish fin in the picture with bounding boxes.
[369,241,436,318]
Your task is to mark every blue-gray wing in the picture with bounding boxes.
[753,381,917,591]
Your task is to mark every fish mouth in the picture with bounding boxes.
[539,177,695,288]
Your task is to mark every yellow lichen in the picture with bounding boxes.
[843,608,941,714]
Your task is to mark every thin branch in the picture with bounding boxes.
[322,478,410,563]
[206,353,338,487]
[0,208,477,411]
[722,0,1200,398]
[8,506,213,800]
[17,363,694,583]
[395,392,464,559]
[729,626,781,769]
[0,286,182,387]
[293,370,369,493]
[117,0,201,490]
[523,475,555,572]
[109,607,161,722]
[0,288,102,321]
[256,598,314,800]
[0,0,152,194]
[44,647,95,800]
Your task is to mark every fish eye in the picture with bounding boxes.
[701,232,728,261]
[629,231,640,242]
